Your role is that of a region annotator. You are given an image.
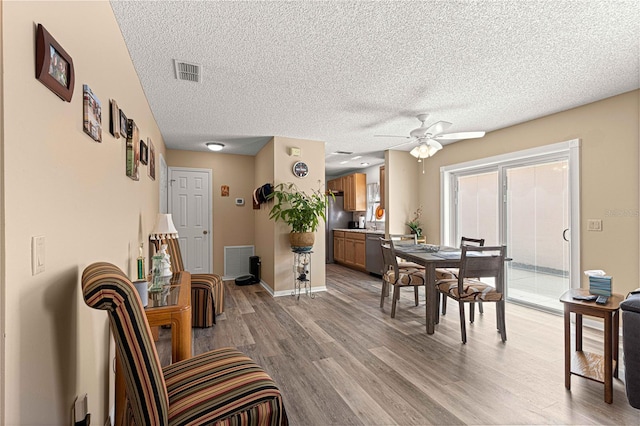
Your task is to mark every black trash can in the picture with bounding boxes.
[621,289,640,409]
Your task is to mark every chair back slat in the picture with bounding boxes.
[461,236,485,247]
[82,262,169,425]
[389,234,417,244]
[458,246,506,291]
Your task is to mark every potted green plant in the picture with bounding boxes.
[406,206,423,237]
[267,181,333,251]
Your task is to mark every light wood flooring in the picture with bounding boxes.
[156,264,639,425]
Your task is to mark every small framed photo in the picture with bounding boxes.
[139,140,148,165]
[126,119,139,180]
[110,99,120,138]
[82,85,102,142]
[148,138,156,181]
[119,109,128,138]
[35,24,75,102]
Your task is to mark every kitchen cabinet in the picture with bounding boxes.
[334,231,366,271]
[344,173,367,212]
[327,177,343,193]
[333,231,345,262]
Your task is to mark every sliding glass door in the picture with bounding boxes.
[443,141,579,313]
[505,160,570,311]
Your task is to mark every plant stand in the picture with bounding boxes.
[292,250,314,300]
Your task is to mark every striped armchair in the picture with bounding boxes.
[162,238,224,327]
[82,262,288,425]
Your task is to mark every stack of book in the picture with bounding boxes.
[589,275,612,296]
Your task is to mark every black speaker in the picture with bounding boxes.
[250,256,261,281]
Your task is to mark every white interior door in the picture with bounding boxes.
[169,167,212,274]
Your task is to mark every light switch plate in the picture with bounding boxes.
[32,236,45,275]
[587,219,602,232]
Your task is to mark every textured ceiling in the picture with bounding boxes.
[110,1,639,175]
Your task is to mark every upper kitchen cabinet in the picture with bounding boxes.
[327,176,344,193]
[344,173,366,211]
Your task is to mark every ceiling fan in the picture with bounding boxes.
[375,113,485,160]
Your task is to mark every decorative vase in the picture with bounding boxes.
[289,232,315,252]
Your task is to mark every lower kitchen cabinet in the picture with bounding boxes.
[334,231,345,262]
[334,231,366,271]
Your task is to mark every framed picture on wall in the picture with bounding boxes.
[139,140,148,165]
[148,138,156,181]
[126,119,139,180]
[82,85,102,142]
[110,99,120,138]
[119,109,128,138]
[35,24,75,102]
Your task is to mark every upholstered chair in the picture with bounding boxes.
[380,238,426,318]
[82,262,288,425]
[435,245,507,343]
[162,238,224,327]
[436,236,485,320]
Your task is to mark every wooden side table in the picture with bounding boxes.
[560,288,623,403]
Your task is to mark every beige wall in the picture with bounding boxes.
[385,150,421,235]
[167,136,327,294]
[254,139,275,288]
[165,150,256,276]
[420,90,640,295]
[2,1,165,423]
[272,136,326,293]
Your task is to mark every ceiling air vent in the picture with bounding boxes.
[174,60,201,83]
[333,151,353,155]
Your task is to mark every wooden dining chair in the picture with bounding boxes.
[389,234,425,270]
[380,238,426,318]
[437,236,485,320]
[435,245,507,343]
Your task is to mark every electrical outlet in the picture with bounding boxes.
[587,219,602,231]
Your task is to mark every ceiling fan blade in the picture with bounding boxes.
[387,139,416,149]
[429,139,443,150]
[434,131,486,140]
[424,121,452,136]
[374,135,411,139]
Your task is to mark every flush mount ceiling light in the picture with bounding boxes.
[206,142,225,152]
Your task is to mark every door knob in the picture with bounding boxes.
[562,228,569,241]
[203,230,208,235]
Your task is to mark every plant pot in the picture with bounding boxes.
[290,232,315,252]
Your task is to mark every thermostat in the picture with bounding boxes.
[235,198,245,206]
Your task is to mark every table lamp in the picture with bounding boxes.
[149,213,179,251]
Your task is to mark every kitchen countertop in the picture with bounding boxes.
[333,228,384,234]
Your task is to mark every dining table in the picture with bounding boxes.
[393,244,464,334]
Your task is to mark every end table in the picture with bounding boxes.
[560,288,623,403]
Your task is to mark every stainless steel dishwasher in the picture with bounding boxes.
[365,233,384,275]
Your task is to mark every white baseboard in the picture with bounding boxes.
[259,280,327,297]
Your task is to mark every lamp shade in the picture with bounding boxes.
[150,213,178,240]
[410,142,441,159]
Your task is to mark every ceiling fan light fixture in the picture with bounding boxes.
[206,142,225,151]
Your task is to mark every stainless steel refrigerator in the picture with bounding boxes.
[325,195,351,263]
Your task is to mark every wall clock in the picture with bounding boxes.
[292,161,309,178]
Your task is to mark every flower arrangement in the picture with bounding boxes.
[406,207,423,237]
